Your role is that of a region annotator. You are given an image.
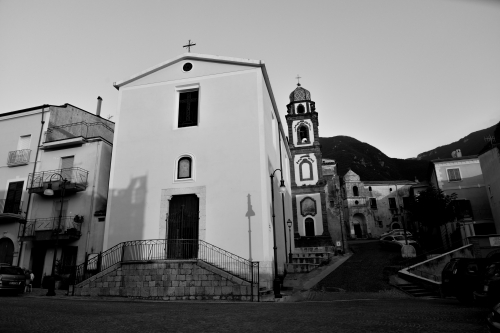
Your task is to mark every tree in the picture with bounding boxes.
[409,185,457,249]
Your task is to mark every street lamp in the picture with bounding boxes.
[44,173,68,296]
[270,168,285,299]
[287,219,293,263]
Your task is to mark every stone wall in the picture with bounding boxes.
[74,260,258,301]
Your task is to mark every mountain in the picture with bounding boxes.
[416,123,498,160]
[319,136,430,181]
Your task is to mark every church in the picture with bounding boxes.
[101,52,293,294]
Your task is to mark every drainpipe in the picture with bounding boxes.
[17,105,47,266]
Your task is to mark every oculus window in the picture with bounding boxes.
[177,157,192,179]
[178,90,199,128]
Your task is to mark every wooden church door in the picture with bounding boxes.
[167,194,199,259]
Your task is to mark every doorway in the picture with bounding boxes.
[305,218,315,236]
[31,247,47,287]
[0,238,14,265]
[167,194,199,259]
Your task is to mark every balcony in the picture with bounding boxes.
[27,168,89,195]
[0,199,24,224]
[7,149,31,166]
[43,121,114,149]
[20,216,82,241]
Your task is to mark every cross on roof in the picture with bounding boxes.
[296,75,301,86]
[183,40,196,52]
[484,135,496,144]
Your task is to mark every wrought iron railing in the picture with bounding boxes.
[22,216,82,237]
[71,239,259,300]
[7,149,31,166]
[27,167,89,190]
[0,199,23,214]
[45,121,114,144]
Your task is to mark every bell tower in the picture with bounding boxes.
[286,83,331,245]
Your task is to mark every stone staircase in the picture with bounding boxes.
[395,283,440,299]
[287,246,336,273]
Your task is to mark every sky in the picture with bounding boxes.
[1,0,499,159]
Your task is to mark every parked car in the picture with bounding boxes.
[441,258,494,303]
[380,229,413,239]
[379,235,419,252]
[487,302,500,332]
[0,264,26,294]
[474,261,500,306]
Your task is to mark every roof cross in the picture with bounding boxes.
[296,75,301,86]
[183,40,196,52]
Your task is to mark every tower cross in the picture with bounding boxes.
[183,40,196,52]
[296,75,301,86]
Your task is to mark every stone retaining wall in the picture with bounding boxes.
[74,260,257,301]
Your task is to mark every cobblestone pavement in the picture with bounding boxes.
[0,295,491,332]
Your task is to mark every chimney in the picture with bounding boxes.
[96,96,102,117]
[456,149,462,157]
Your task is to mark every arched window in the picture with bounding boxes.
[299,160,313,181]
[368,186,372,192]
[353,186,359,196]
[177,156,192,179]
[297,104,305,114]
[298,126,309,144]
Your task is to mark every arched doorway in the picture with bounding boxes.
[0,237,14,265]
[352,214,367,238]
[391,222,401,230]
[305,218,315,236]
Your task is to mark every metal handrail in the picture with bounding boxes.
[71,239,259,300]
[7,149,31,166]
[22,216,82,237]
[27,167,89,190]
[0,199,23,214]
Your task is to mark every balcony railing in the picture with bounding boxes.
[27,167,89,195]
[22,216,82,238]
[7,149,31,166]
[0,199,23,214]
[45,121,114,144]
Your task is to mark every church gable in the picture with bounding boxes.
[114,54,261,89]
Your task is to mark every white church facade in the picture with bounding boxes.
[103,53,293,288]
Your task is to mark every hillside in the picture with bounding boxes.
[416,123,498,160]
[319,136,430,181]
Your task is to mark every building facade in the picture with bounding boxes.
[0,104,113,287]
[478,144,500,233]
[341,170,416,238]
[105,53,293,287]
[430,155,495,235]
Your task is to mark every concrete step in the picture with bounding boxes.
[396,283,440,298]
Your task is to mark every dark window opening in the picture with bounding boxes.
[297,104,305,114]
[368,186,372,192]
[353,186,359,196]
[177,157,192,179]
[369,198,377,210]
[178,90,199,128]
[447,168,461,181]
[298,126,309,144]
[3,181,23,214]
[388,197,397,209]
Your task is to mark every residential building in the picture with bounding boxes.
[0,103,114,287]
[104,53,293,290]
[430,154,495,235]
[478,144,500,233]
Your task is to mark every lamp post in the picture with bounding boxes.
[287,219,293,263]
[43,173,68,296]
[270,169,286,299]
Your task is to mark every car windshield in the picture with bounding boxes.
[393,236,405,241]
[0,266,24,275]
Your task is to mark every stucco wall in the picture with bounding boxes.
[479,147,500,232]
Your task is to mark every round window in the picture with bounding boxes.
[355,200,359,205]
[183,62,193,72]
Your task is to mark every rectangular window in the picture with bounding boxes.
[3,181,24,214]
[388,197,397,209]
[369,198,377,210]
[61,156,75,180]
[17,135,31,150]
[447,168,461,181]
[178,90,199,128]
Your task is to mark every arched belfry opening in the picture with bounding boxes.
[353,186,359,196]
[297,104,305,114]
[298,125,309,144]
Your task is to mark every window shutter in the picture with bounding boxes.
[17,135,31,150]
